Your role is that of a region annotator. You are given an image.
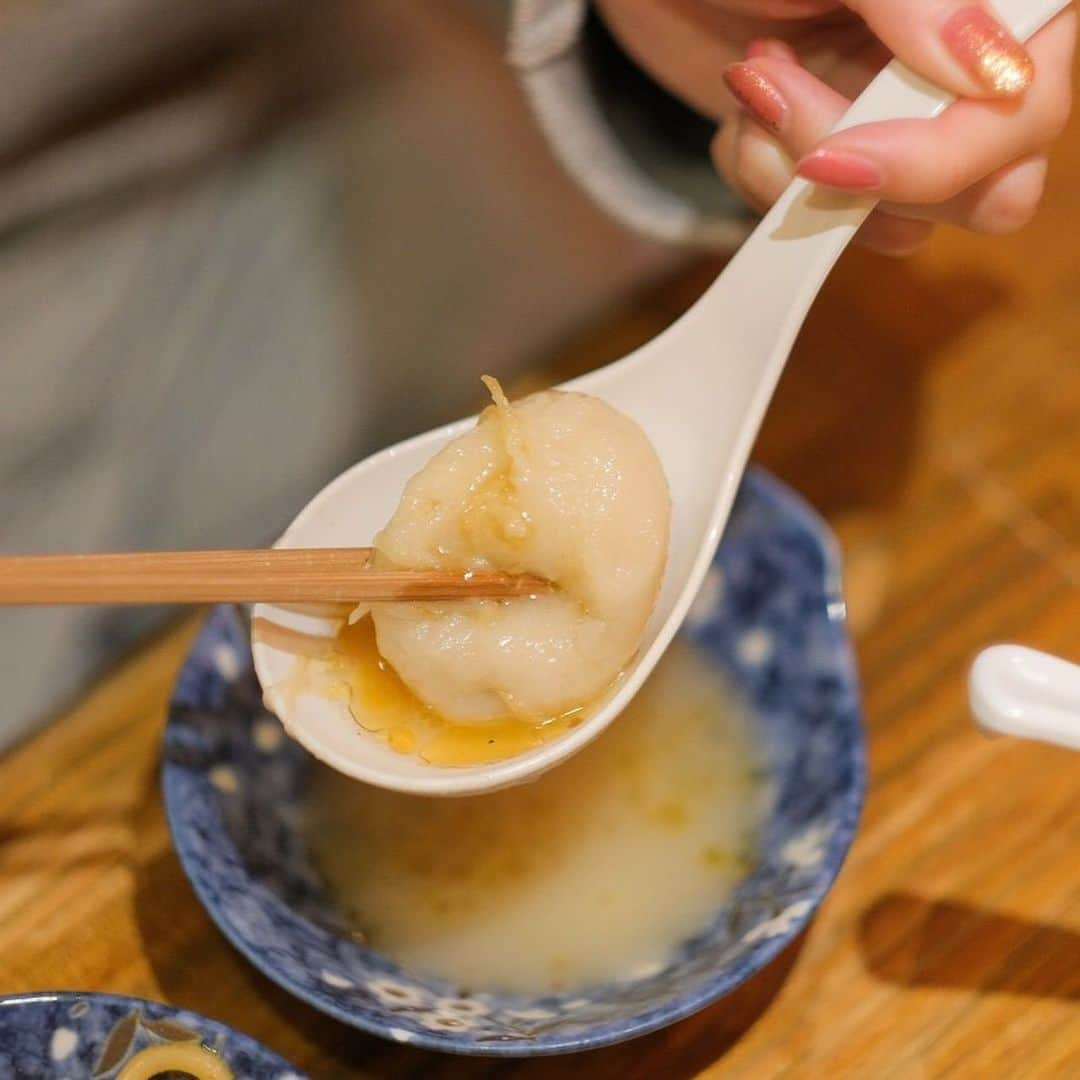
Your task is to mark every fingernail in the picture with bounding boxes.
[942,6,1034,97]
[723,62,787,133]
[797,149,884,191]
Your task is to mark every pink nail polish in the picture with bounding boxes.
[942,6,1034,96]
[723,63,787,133]
[797,149,884,191]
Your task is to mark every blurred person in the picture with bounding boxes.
[0,0,682,744]
[0,0,1072,746]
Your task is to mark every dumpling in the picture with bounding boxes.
[367,378,670,724]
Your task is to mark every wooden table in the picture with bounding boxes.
[2,116,1078,1080]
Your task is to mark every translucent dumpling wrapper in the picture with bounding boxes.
[365,378,671,725]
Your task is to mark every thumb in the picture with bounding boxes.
[845,0,1034,98]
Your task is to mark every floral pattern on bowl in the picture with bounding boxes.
[0,991,301,1078]
[163,467,865,1056]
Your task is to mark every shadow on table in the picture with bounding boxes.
[859,892,1080,1001]
[131,756,808,1078]
[753,250,1009,517]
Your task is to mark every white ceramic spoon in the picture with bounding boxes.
[970,646,1080,751]
[254,0,1069,795]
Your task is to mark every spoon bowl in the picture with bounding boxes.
[253,0,1066,794]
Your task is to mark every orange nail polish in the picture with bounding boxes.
[723,63,787,133]
[942,6,1034,96]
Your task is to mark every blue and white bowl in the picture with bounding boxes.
[0,991,300,1078]
[163,468,865,1056]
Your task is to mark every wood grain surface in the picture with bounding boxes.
[1,87,1078,1080]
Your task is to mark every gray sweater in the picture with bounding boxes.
[0,0,748,746]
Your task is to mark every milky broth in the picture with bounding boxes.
[304,641,767,994]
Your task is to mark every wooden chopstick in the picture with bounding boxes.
[0,548,550,605]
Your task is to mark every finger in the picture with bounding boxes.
[855,215,936,255]
[741,33,889,105]
[949,154,1049,233]
[844,0,1035,99]
[882,153,1049,233]
[711,116,790,214]
[721,57,1054,238]
[746,37,799,62]
[724,55,849,141]
[796,10,1075,202]
[711,122,934,256]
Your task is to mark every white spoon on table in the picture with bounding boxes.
[971,646,1080,751]
[254,0,1071,795]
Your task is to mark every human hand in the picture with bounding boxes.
[596,1,1076,253]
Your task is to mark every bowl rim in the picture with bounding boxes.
[0,990,299,1071]
[162,467,866,1057]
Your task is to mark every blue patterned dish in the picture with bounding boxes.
[163,468,865,1056]
[0,991,300,1078]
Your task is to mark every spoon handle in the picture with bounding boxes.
[970,645,1080,751]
